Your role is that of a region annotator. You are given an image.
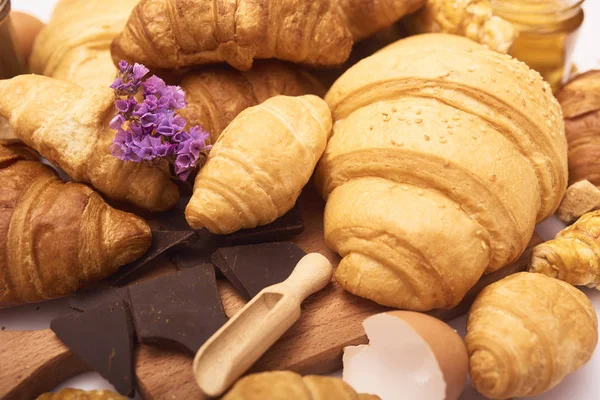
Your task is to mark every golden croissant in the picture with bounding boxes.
[111,0,425,71]
[223,371,380,400]
[556,70,600,187]
[0,144,151,307]
[179,60,325,144]
[530,210,600,288]
[466,272,598,398]
[316,34,568,311]
[0,75,179,211]
[406,0,516,53]
[185,95,332,234]
[37,389,125,400]
[30,0,139,88]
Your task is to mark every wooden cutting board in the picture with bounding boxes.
[0,189,541,400]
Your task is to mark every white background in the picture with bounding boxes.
[3,1,600,399]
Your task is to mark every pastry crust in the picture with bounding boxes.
[530,210,600,288]
[185,95,332,234]
[223,371,379,400]
[406,0,516,53]
[466,272,598,399]
[0,75,179,211]
[179,61,325,144]
[30,0,139,88]
[316,34,568,310]
[37,389,125,400]
[556,70,600,187]
[0,144,151,307]
[111,0,425,71]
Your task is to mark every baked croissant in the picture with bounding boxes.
[111,0,425,71]
[556,71,600,187]
[223,371,380,400]
[179,61,325,144]
[530,210,600,288]
[37,389,125,400]
[466,272,598,399]
[30,0,139,88]
[0,144,151,307]
[185,95,332,234]
[0,75,179,211]
[316,34,568,311]
[405,0,516,53]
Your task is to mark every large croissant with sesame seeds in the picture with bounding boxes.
[110,0,425,71]
[315,34,568,311]
[185,95,332,234]
[179,60,325,144]
[0,75,179,211]
[0,143,151,308]
[30,0,139,88]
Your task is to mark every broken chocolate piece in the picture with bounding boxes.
[107,230,195,285]
[69,287,131,312]
[128,265,228,354]
[212,242,306,300]
[50,301,135,396]
[224,204,304,246]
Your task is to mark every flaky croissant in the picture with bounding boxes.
[185,95,331,234]
[37,389,125,400]
[556,70,600,187]
[223,371,379,400]
[530,210,600,288]
[316,34,568,311]
[111,0,425,71]
[0,75,179,211]
[179,61,325,144]
[0,144,151,307]
[30,0,139,88]
[405,0,516,53]
[466,272,598,399]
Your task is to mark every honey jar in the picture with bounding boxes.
[491,0,585,92]
[0,0,25,79]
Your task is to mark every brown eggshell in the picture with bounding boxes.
[10,11,45,62]
[387,311,468,400]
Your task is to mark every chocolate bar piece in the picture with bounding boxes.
[212,242,306,300]
[128,264,228,354]
[69,287,131,312]
[107,230,195,285]
[50,301,135,396]
[223,205,304,246]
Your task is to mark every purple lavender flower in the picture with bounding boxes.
[110,61,211,181]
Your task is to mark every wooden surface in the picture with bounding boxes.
[0,189,542,400]
[0,329,90,400]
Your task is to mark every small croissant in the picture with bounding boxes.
[0,144,151,307]
[185,95,332,234]
[179,60,325,144]
[224,371,380,400]
[111,0,425,71]
[0,75,179,211]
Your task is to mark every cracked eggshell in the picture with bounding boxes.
[343,311,468,400]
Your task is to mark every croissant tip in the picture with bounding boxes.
[103,210,152,267]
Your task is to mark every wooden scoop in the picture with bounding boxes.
[192,252,333,397]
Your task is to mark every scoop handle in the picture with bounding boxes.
[282,253,333,301]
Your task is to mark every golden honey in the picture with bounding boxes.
[492,0,585,92]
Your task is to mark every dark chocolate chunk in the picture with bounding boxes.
[212,242,306,300]
[107,230,196,285]
[50,301,135,396]
[152,197,193,232]
[223,204,304,246]
[128,265,228,354]
[69,287,131,312]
